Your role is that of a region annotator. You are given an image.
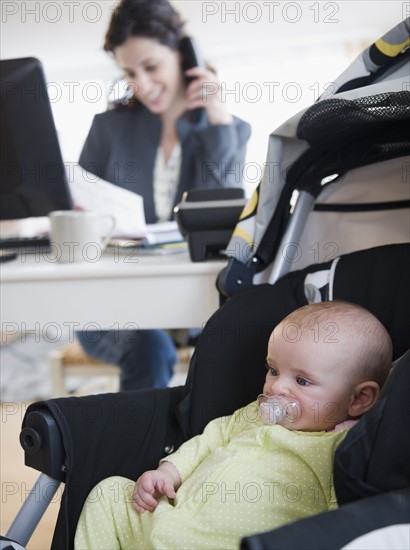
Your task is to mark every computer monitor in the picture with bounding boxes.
[0,57,72,220]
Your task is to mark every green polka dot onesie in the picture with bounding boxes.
[75,401,351,549]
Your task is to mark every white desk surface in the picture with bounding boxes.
[0,250,226,330]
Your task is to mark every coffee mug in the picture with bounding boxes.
[49,210,116,263]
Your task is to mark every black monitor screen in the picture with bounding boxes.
[0,57,72,220]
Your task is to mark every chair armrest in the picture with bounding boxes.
[20,406,66,482]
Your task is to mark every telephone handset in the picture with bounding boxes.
[179,36,204,123]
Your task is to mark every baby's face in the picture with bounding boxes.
[262,323,356,431]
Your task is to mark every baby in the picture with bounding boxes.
[75,301,392,550]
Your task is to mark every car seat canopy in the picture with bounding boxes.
[297,91,410,149]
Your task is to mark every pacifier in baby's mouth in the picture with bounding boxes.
[257,394,301,426]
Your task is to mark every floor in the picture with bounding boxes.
[0,337,190,548]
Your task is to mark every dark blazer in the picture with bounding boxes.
[79,103,251,223]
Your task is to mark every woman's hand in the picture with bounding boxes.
[132,462,181,513]
[185,67,233,126]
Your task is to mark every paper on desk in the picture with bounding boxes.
[68,165,146,237]
[67,165,184,243]
[143,221,183,244]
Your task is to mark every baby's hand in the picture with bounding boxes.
[132,468,177,514]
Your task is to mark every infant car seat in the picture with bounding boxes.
[4,243,409,549]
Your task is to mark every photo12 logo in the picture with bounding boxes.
[202,2,340,24]
[1,1,107,23]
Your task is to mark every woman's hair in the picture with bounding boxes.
[104,0,185,52]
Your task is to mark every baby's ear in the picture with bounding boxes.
[348,381,380,418]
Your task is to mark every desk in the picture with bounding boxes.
[0,250,226,331]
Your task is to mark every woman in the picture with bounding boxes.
[77,0,251,391]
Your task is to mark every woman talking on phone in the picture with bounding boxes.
[77,0,251,391]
